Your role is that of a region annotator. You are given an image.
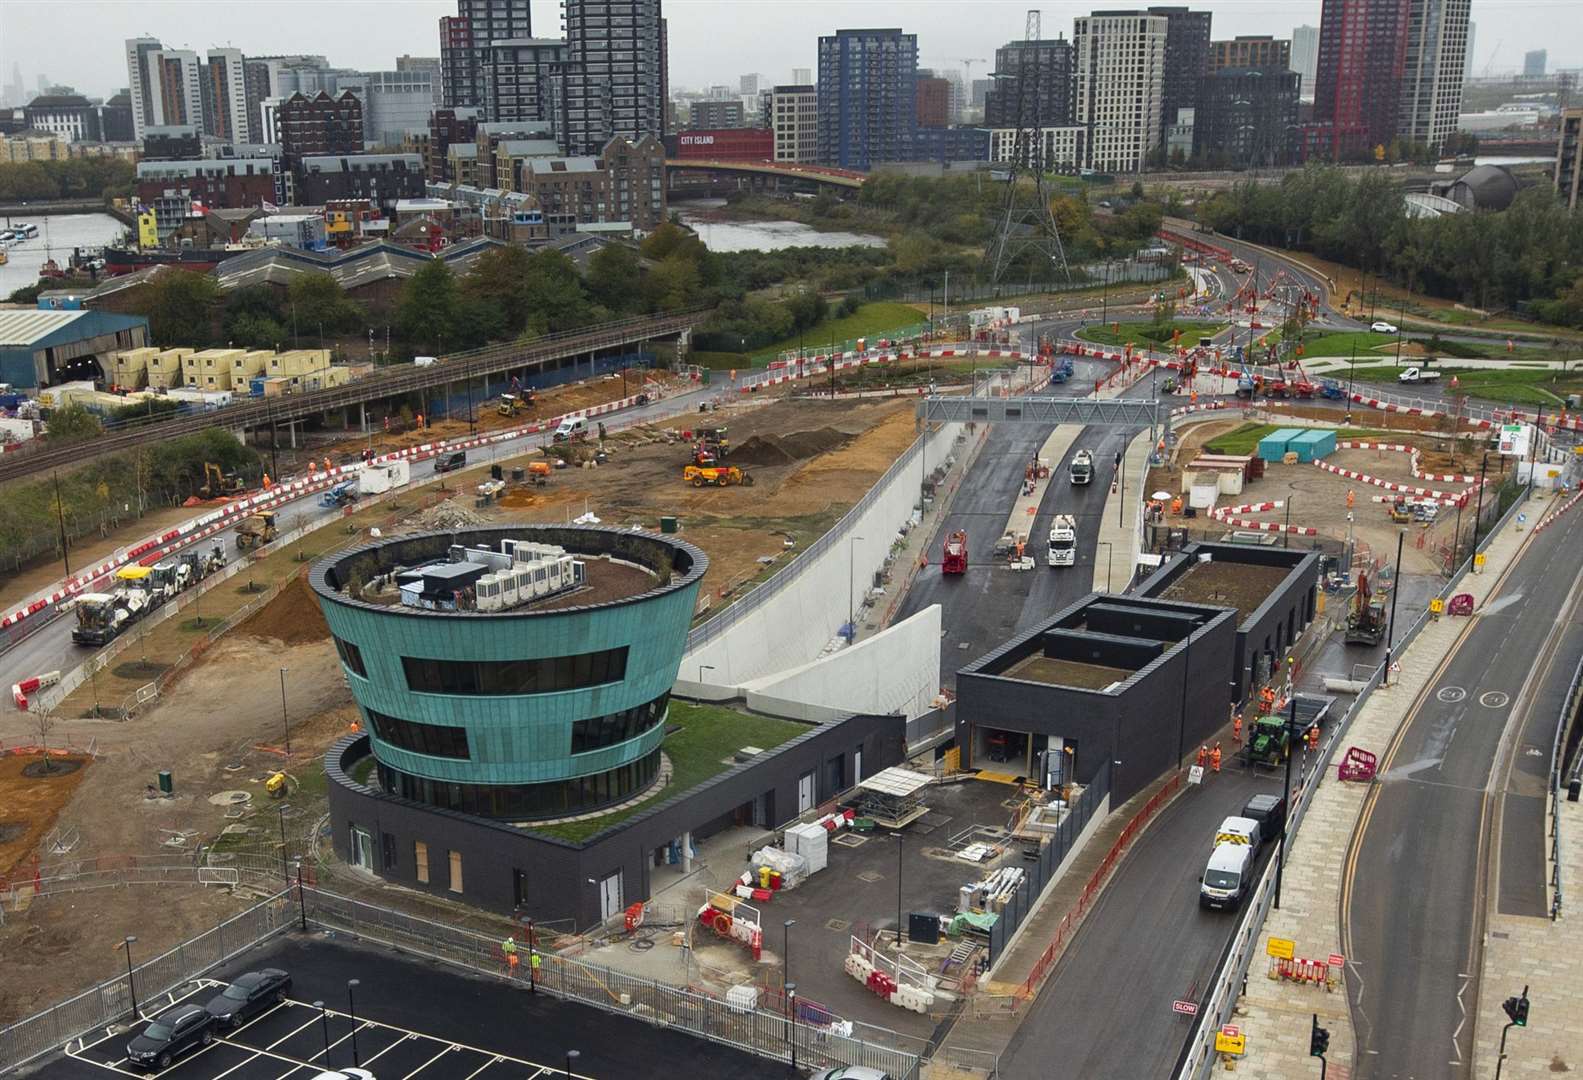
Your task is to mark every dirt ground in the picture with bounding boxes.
[0,753,92,881]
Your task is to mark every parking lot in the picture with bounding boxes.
[33,935,761,1080]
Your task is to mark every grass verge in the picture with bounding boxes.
[1204,422,1397,456]
[1076,322,1226,349]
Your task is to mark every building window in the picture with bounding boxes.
[381,832,398,870]
[400,647,629,695]
[449,850,464,893]
[365,708,471,759]
[333,636,366,677]
[570,691,669,754]
[414,840,430,883]
[377,748,662,820]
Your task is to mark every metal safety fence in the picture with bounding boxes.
[1552,653,1583,921]
[1175,479,1536,1080]
[299,886,925,1080]
[0,889,297,1074]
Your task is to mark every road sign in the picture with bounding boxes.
[1267,936,1296,960]
[1474,553,1486,568]
[1188,765,1205,786]
[1221,1025,1241,1038]
[1430,597,1445,615]
[1215,1030,1247,1055]
[1172,1000,1199,1016]
[1498,423,1531,457]
[1328,953,1346,968]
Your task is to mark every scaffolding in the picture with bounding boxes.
[854,766,933,829]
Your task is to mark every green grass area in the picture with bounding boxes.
[688,302,928,370]
[1204,422,1397,456]
[1076,321,1226,349]
[1342,364,1583,407]
[1297,329,1560,363]
[1295,331,1406,358]
[529,702,809,843]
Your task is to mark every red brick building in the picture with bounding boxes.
[280,90,365,162]
[915,76,951,128]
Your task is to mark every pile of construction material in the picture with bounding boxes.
[960,866,1026,915]
[748,845,810,890]
[785,820,830,873]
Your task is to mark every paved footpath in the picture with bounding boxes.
[1222,496,1563,1078]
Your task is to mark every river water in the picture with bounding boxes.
[672,199,886,253]
[0,213,127,297]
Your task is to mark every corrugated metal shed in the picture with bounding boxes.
[0,310,90,347]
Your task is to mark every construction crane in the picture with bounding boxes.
[929,57,989,81]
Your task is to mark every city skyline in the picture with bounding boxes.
[0,0,1574,102]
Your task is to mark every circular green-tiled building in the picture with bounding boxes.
[311,526,706,821]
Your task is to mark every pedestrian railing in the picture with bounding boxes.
[1552,653,1583,921]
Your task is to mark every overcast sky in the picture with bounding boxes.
[0,0,1575,100]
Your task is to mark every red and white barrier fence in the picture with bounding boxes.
[12,669,60,712]
[1337,439,1478,485]
[1314,459,1471,504]
[1535,488,1583,534]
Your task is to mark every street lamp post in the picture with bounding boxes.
[279,668,291,755]
[1383,530,1405,686]
[347,980,361,1065]
[123,935,139,1021]
[1471,452,1491,565]
[783,981,797,1072]
[314,1001,330,1064]
[782,919,795,990]
[1283,495,1293,549]
[848,536,865,641]
[1346,344,1357,422]
[893,832,905,946]
[277,804,289,882]
[698,663,714,691]
[565,1049,581,1078]
[1274,696,1297,909]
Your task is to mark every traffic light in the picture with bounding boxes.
[1503,992,1530,1027]
[1309,1014,1330,1057]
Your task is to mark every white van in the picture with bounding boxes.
[1213,815,1262,851]
[1200,843,1253,910]
[553,417,589,443]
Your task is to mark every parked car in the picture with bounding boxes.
[126,1003,216,1070]
[434,451,466,473]
[309,1071,377,1080]
[204,968,292,1028]
[1199,843,1254,911]
[1370,321,1398,334]
[810,1068,893,1080]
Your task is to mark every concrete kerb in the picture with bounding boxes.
[1176,488,1539,1080]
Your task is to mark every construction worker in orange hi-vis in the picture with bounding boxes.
[323,457,331,472]
[1211,743,1222,773]
[1233,714,1243,743]
[1197,744,1208,768]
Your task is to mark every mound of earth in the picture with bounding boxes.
[236,574,329,645]
[732,427,853,467]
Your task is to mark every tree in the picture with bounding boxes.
[394,260,461,354]
[585,244,642,314]
[642,254,701,312]
[520,251,593,332]
[43,404,102,445]
[286,273,360,342]
[461,245,534,334]
[227,312,287,350]
[133,270,221,346]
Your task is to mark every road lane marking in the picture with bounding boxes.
[1479,691,1509,709]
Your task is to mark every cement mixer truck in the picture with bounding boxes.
[1047,515,1077,567]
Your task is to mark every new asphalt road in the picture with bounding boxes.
[1343,494,1583,1079]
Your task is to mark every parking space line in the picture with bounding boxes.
[401,1043,463,1079]
[209,1051,266,1080]
[263,1015,322,1052]
[460,1057,505,1080]
[359,1032,421,1069]
[61,1044,143,1077]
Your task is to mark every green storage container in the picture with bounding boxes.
[157,770,173,794]
[660,516,679,534]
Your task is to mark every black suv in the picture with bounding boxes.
[126,1003,216,1070]
[204,968,292,1028]
[1241,793,1288,841]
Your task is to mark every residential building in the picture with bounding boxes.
[22,95,100,142]
[559,0,666,156]
[1150,7,1213,143]
[141,124,204,161]
[199,48,249,142]
[425,107,480,182]
[984,37,1075,129]
[1524,49,1546,78]
[1306,0,1412,161]
[476,121,556,187]
[739,74,761,96]
[256,99,283,146]
[397,55,444,103]
[127,42,206,137]
[295,154,425,213]
[1463,21,1476,82]
[0,132,69,163]
[1196,67,1302,165]
[792,67,812,85]
[817,27,919,170]
[1209,36,1291,72]
[448,142,482,187]
[687,100,744,129]
[769,83,817,162]
[280,91,365,162]
[100,90,135,142]
[247,212,328,249]
[1399,0,1471,153]
[988,126,1088,169]
[1557,107,1581,212]
[1166,107,1196,160]
[440,0,534,111]
[916,74,951,127]
[903,126,992,162]
[135,159,276,226]
[486,39,566,127]
[1074,11,1168,172]
[669,127,772,160]
[971,77,992,108]
[495,137,561,192]
[360,70,437,148]
[519,135,665,234]
[1292,25,1320,98]
[125,37,163,140]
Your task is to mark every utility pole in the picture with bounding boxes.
[1471,452,1490,564]
[52,471,71,578]
[1383,530,1405,686]
[1275,694,1297,909]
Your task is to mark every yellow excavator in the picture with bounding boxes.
[198,462,245,499]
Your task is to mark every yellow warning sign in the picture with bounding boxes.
[1430,598,1445,615]
[1266,936,1295,960]
[1474,553,1487,567]
[1215,1030,1247,1055]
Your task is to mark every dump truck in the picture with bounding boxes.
[1069,450,1094,485]
[1047,514,1077,567]
[71,588,152,647]
[942,530,968,574]
[683,465,753,487]
[235,511,278,551]
[1344,571,1388,646]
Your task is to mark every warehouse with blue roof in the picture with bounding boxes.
[0,309,151,389]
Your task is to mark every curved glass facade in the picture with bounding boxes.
[311,527,705,821]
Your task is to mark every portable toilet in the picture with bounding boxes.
[1257,428,1303,463]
